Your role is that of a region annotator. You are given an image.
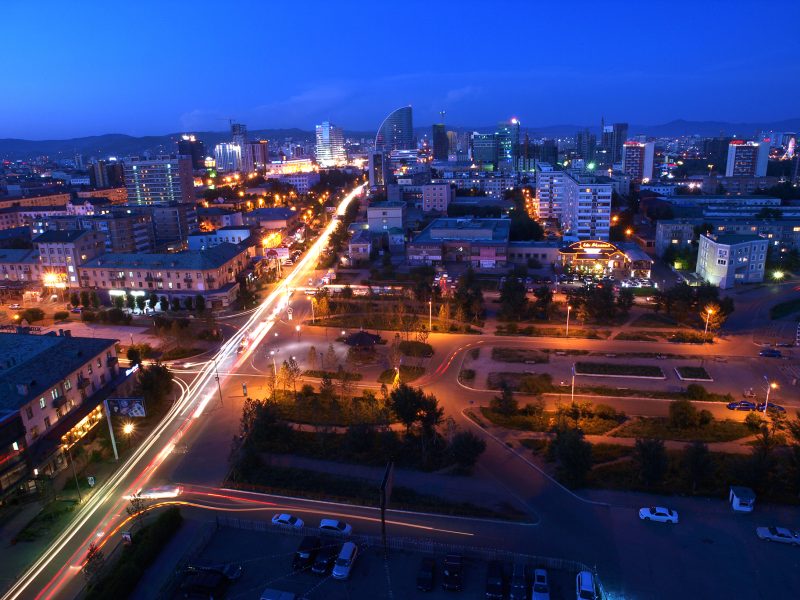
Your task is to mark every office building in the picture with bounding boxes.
[123,156,194,205]
[471,133,498,168]
[695,233,767,288]
[621,142,655,182]
[34,230,106,289]
[534,163,569,220]
[315,121,346,167]
[432,124,448,161]
[214,143,242,172]
[562,174,613,240]
[0,332,120,500]
[177,135,206,169]
[496,119,521,169]
[244,140,270,173]
[725,141,769,177]
[367,201,406,231]
[368,152,388,188]
[375,106,413,153]
[231,123,248,148]
[122,203,198,250]
[422,183,455,214]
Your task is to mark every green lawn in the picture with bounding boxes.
[304,369,363,381]
[491,347,549,363]
[611,417,750,442]
[676,366,712,380]
[377,365,425,384]
[770,298,800,320]
[399,340,434,357]
[575,362,664,378]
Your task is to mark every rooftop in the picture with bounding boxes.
[412,218,510,245]
[0,333,117,413]
[247,207,296,219]
[81,242,247,271]
[704,233,765,245]
[0,249,39,264]
[0,205,68,214]
[368,201,406,210]
[33,230,95,244]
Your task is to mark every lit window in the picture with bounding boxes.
[39,398,46,409]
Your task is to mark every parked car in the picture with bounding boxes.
[319,518,352,535]
[416,557,436,592]
[259,588,296,600]
[180,571,227,597]
[311,544,339,575]
[9,303,21,309]
[531,568,550,600]
[638,506,679,524]
[576,570,596,600]
[292,536,321,571]
[272,513,304,528]
[485,560,505,599]
[70,307,82,313]
[757,402,786,414]
[727,400,756,411]
[509,563,527,600]
[331,541,358,579]
[442,554,464,591]
[185,560,242,581]
[756,526,800,545]
[759,348,782,358]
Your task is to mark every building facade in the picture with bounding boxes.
[367,201,406,231]
[34,230,106,289]
[315,121,346,167]
[725,141,769,177]
[621,142,655,182]
[421,183,455,214]
[124,156,194,204]
[695,233,768,288]
[375,106,414,153]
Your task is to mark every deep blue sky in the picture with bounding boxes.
[3,0,798,139]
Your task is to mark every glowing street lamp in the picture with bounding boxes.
[704,307,714,342]
[122,422,135,436]
[763,377,778,415]
[565,305,572,337]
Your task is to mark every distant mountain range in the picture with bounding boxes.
[2,118,799,161]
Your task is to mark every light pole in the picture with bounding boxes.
[565,305,572,337]
[763,376,777,415]
[571,363,576,405]
[428,300,432,331]
[295,325,301,341]
[64,444,82,503]
[704,308,714,342]
[213,357,224,408]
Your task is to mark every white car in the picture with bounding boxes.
[130,485,183,500]
[638,506,679,524]
[531,568,550,600]
[319,518,352,535]
[272,513,304,528]
[756,526,800,545]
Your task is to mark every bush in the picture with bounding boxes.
[518,373,554,395]
[745,412,766,432]
[53,310,69,321]
[399,340,434,358]
[81,310,97,322]
[685,384,708,400]
[19,307,45,323]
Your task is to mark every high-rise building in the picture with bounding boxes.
[535,163,569,220]
[496,118,521,169]
[576,129,597,161]
[243,140,270,173]
[231,123,248,148]
[725,141,769,177]
[703,136,733,171]
[562,174,612,240]
[612,123,629,163]
[471,133,498,167]
[600,121,628,164]
[315,121,346,167]
[539,139,558,165]
[368,152,388,188]
[432,124,448,161]
[621,142,655,182]
[375,106,413,153]
[447,131,459,157]
[214,143,242,172]
[123,156,194,205]
[177,135,206,169]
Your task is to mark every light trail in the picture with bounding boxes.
[3,184,365,600]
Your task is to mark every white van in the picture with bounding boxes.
[576,570,596,600]
[331,541,358,580]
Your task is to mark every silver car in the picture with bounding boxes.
[756,526,800,545]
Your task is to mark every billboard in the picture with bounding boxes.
[107,397,146,418]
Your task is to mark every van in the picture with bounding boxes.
[331,541,358,580]
[576,570,596,600]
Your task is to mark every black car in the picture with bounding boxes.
[759,348,782,358]
[485,560,505,599]
[180,571,227,598]
[417,557,436,592]
[442,554,464,591]
[293,536,321,571]
[509,562,527,600]
[757,402,786,413]
[311,543,339,575]
[185,559,242,581]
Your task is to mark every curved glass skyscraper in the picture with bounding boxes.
[375,106,413,153]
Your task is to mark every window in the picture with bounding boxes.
[44,417,51,429]
[96,358,101,368]
[39,397,46,409]
[26,407,33,420]
[64,379,71,390]
[51,388,59,400]
[87,363,93,374]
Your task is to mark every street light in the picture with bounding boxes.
[704,308,714,342]
[122,422,135,436]
[429,299,432,331]
[763,376,778,415]
[295,324,301,341]
[565,305,572,337]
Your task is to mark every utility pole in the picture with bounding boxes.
[103,398,119,461]
[213,357,224,408]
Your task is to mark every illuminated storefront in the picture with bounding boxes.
[559,240,652,278]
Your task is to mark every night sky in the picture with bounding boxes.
[3,0,799,138]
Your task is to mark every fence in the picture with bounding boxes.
[215,515,608,598]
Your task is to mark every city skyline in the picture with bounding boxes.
[3,0,799,138]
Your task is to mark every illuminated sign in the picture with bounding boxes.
[125,364,139,377]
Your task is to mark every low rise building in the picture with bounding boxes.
[187,226,252,251]
[242,207,299,230]
[0,332,120,500]
[695,233,767,288]
[0,249,41,283]
[407,218,510,268]
[421,183,455,214]
[198,207,244,230]
[367,201,406,231]
[34,230,106,289]
[348,229,372,262]
[78,242,249,308]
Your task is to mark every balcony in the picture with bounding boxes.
[52,396,68,409]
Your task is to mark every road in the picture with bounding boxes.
[1,185,366,600]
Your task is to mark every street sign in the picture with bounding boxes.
[287,307,293,320]
[121,531,132,544]
[87,476,96,487]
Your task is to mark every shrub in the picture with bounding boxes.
[81,310,97,322]
[745,412,765,432]
[53,310,69,321]
[19,308,45,323]
[518,373,554,395]
[685,384,708,400]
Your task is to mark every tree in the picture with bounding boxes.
[135,295,146,311]
[685,384,708,401]
[82,542,104,581]
[490,384,518,416]
[70,292,80,307]
[438,302,451,325]
[159,295,168,311]
[616,289,635,315]
[307,346,318,370]
[149,293,158,310]
[549,426,593,486]
[532,286,553,319]
[319,374,335,401]
[126,346,142,366]
[80,290,90,307]
[195,294,206,312]
[681,441,712,493]
[90,290,100,308]
[183,296,194,311]
[315,296,331,320]
[499,276,528,320]
[138,363,174,407]
[114,295,125,310]
[702,302,726,333]
[448,430,486,471]
[389,383,425,434]
[633,438,668,486]
[170,297,181,311]
[669,399,700,429]
[126,493,148,530]
[324,343,337,370]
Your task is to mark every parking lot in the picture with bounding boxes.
[174,520,597,600]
